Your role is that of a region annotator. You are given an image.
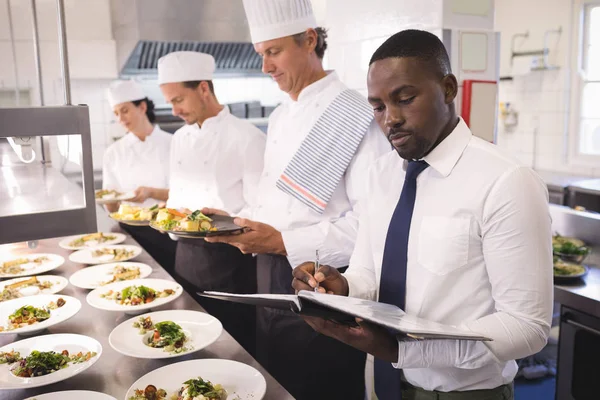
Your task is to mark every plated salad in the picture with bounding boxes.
[111,204,160,222]
[129,378,226,400]
[133,317,191,354]
[0,349,97,377]
[1,276,55,302]
[92,248,135,262]
[102,265,141,285]
[0,298,65,332]
[154,209,216,233]
[95,189,123,199]
[68,232,118,248]
[1,256,49,275]
[100,285,175,306]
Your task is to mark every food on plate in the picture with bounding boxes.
[145,320,190,354]
[95,189,123,199]
[102,265,141,285]
[133,316,155,334]
[0,349,97,377]
[128,385,168,400]
[92,247,135,261]
[552,234,590,256]
[0,298,65,332]
[176,377,227,400]
[1,276,55,302]
[111,204,159,222]
[68,232,117,248]
[100,285,175,305]
[1,256,49,275]
[154,209,216,232]
[554,257,586,277]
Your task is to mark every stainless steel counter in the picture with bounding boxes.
[0,211,293,399]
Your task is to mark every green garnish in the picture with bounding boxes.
[184,377,224,399]
[9,305,50,323]
[188,210,212,222]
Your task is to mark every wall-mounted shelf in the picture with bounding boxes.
[508,27,562,75]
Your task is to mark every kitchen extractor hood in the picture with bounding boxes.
[110,0,263,78]
[121,40,263,77]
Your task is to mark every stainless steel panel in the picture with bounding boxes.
[0,106,90,137]
[0,213,293,399]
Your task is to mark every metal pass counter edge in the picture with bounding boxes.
[0,208,294,400]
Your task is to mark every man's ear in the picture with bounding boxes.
[442,74,458,104]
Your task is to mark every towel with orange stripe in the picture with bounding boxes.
[276,89,373,214]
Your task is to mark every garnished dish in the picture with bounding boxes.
[128,377,226,400]
[154,209,216,232]
[0,349,97,377]
[0,276,61,302]
[91,247,135,262]
[68,233,118,248]
[0,295,80,335]
[133,317,191,354]
[95,189,123,200]
[110,204,160,226]
[69,262,152,290]
[0,254,65,278]
[102,265,141,285]
[100,285,175,306]
[553,257,588,277]
[1,256,49,276]
[552,233,591,263]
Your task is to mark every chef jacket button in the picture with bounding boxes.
[203,161,208,165]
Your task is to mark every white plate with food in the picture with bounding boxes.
[0,333,101,390]
[109,310,222,359]
[70,262,153,290]
[124,358,266,400]
[95,189,135,205]
[69,245,142,265]
[24,391,117,400]
[0,295,81,335]
[58,232,127,251]
[0,254,65,279]
[0,275,68,302]
[150,209,243,239]
[109,204,161,227]
[86,279,183,313]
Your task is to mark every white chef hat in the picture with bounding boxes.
[157,51,215,85]
[106,80,146,108]
[242,0,317,44]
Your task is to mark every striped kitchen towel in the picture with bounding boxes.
[276,89,373,214]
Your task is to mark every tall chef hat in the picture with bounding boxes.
[106,80,146,108]
[157,51,215,85]
[242,0,317,44]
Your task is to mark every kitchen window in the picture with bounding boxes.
[577,4,600,156]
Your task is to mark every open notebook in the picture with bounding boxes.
[199,290,491,341]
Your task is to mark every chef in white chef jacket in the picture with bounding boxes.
[204,1,390,399]
[103,80,171,210]
[103,80,177,272]
[157,51,266,355]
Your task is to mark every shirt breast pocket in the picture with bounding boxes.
[417,216,470,275]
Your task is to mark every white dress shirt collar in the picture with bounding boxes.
[402,117,471,178]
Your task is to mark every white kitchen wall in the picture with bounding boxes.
[495,0,600,177]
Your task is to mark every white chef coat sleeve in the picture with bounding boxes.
[237,131,266,219]
[165,134,181,209]
[343,198,378,301]
[102,147,119,190]
[281,122,390,268]
[393,167,553,370]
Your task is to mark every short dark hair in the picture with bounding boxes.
[182,80,215,94]
[369,30,452,78]
[293,27,328,59]
[132,97,156,124]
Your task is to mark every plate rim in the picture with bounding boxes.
[24,390,117,400]
[0,294,82,335]
[0,274,69,296]
[69,262,153,290]
[148,220,243,238]
[123,358,267,400]
[108,309,223,359]
[554,264,590,281]
[0,333,103,390]
[86,278,183,312]
[58,232,127,250]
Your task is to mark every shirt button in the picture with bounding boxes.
[203,161,208,165]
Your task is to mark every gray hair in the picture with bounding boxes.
[293,27,328,59]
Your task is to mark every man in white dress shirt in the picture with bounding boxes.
[205,1,390,398]
[158,51,266,354]
[103,80,176,271]
[292,30,553,400]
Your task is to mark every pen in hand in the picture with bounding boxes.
[314,250,320,292]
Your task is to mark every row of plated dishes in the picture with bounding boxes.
[0,231,267,400]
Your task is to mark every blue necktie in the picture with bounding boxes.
[374,160,429,400]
